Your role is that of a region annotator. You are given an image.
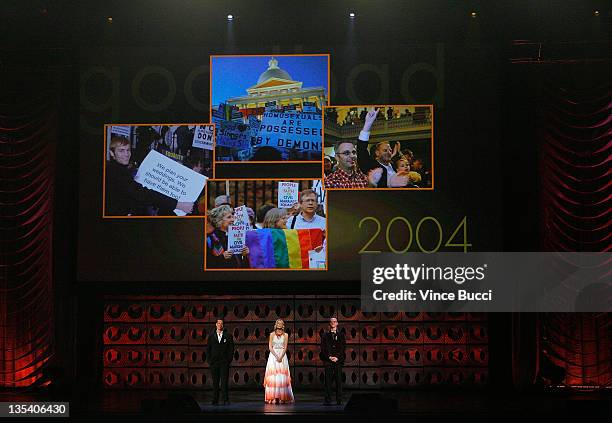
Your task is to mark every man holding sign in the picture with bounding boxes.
[105,136,195,216]
[134,149,208,216]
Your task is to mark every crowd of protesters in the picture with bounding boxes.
[206,188,326,269]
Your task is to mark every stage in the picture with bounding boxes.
[3,388,608,417]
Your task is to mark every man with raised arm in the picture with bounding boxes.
[357,108,408,188]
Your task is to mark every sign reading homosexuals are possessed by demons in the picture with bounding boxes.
[134,150,207,215]
[278,182,299,208]
[254,112,322,152]
[214,120,251,150]
[227,223,247,254]
[192,125,214,150]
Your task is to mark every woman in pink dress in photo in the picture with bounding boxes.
[264,319,294,404]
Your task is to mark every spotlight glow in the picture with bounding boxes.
[349,12,355,18]
[594,10,600,16]
[471,11,477,18]
[107,16,113,23]
[227,14,234,21]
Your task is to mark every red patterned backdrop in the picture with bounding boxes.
[102,296,488,390]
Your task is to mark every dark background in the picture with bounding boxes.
[2,0,610,412]
[76,42,502,282]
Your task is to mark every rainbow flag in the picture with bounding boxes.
[246,228,324,269]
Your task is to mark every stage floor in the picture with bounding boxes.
[2,388,610,417]
[94,388,612,416]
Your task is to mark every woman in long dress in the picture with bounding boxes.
[264,319,294,403]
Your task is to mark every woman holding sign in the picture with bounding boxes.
[206,205,250,268]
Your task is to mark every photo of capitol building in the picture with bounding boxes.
[223,56,328,120]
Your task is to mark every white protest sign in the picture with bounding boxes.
[311,180,326,214]
[192,125,214,150]
[213,119,251,150]
[278,182,299,209]
[233,205,251,230]
[227,223,247,254]
[134,150,207,216]
[308,249,326,269]
[254,112,322,152]
[110,125,131,138]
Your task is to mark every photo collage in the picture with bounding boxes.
[102,54,434,271]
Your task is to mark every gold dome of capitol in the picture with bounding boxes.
[257,57,292,84]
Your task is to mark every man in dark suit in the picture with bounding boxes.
[206,319,234,405]
[320,317,346,405]
[105,136,194,216]
[356,108,408,188]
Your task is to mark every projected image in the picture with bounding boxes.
[210,55,329,162]
[323,106,434,190]
[103,124,213,217]
[205,179,327,270]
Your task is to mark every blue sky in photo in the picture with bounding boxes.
[211,55,328,106]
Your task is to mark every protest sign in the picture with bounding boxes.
[192,125,214,150]
[134,150,207,215]
[213,119,251,150]
[233,205,251,230]
[248,116,260,138]
[254,112,322,152]
[110,125,131,138]
[278,182,299,208]
[162,150,184,163]
[302,102,317,113]
[227,223,248,254]
[311,180,326,214]
[308,249,326,269]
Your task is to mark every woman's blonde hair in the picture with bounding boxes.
[262,208,287,229]
[274,319,285,331]
[208,205,232,229]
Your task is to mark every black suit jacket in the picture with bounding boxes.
[320,331,346,365]
[206,331,234,366]
[356,141,389,188]
[105,160,178,215]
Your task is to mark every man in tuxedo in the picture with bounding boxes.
[206,319,234,405]
[320,317,346,405]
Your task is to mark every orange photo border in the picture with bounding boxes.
[102,123,215,219]
[203,177,329,272]
[321,104,435,191]
[209,53,330,166]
